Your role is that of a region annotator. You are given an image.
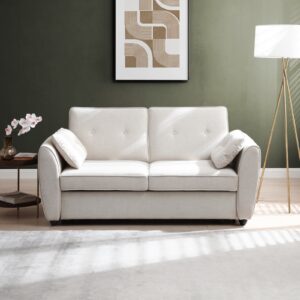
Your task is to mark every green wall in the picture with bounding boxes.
[0,0,300,167]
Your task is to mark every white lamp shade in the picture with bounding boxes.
[254,25,300,58]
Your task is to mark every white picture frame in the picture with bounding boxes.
[115,0,189,81]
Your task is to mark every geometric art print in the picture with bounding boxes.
[115,0,188,80]
[125,0,180,68]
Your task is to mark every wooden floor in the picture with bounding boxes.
[0,177,299,231]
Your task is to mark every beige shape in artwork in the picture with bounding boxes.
[125,11,153,40]
[139,0,153,11]
[153,0,180,11]
[159,0,180,7]
[153,39,179,67]
[152,10,179,39]
[125,42,150,68]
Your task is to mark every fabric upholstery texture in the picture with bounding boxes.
[60,160,149,191]
[234,134,261,219]
[69,107,149,161]
[61,191,236,220]
[211,130,245,169]
[149,107,228,161]
[52,128,87,168]
[149,160,238,191]
[38,138,63,221]
[38,107,261,222]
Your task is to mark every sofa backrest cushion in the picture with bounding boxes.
[69,107,149,161]
[149,107,229,161]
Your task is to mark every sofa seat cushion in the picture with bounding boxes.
[149,160,238,191]
[60,160,149,191]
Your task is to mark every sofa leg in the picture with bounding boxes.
[236,219,247,226]
[50,220,61,226]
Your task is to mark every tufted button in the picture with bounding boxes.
[123,129,129,135]
[90,128,96,136]
[205,128,211,134]
[172,129,178,136]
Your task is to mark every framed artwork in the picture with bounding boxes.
[115,0,189,81]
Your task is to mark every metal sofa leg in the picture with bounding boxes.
[235,219,247,226]
[50,220,61,226]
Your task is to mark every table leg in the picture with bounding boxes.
[37,170,39,218]
[37,173,39,197]
[36,199,39,218]
[17,168,20,217]
[17,168,20,192]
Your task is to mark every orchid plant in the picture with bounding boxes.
[4,114,43,137]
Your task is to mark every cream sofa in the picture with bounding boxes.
[38,107,261,225]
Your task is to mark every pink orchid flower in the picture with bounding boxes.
[19,118,32,128]
[18,126,31,136]
[4,113,42,136]
[5,125,12,136]
[36,116,43,123]
[11,119,19,129]
[25,113,43,128]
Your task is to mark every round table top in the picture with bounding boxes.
[0,155,38,168]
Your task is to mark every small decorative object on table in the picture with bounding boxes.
[0,136,17,161]
[0,113,42,160]
[0,153,41,218]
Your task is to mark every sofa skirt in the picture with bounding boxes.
[61,191,237,220]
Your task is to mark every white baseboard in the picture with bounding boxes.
[0,168,299,180]
[260,168,300,178]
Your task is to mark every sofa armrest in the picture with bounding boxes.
[38,137,64,221]
[234,133,261,220]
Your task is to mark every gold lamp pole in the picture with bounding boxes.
[255,25,300,213]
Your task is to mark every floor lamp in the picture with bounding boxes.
[254,25,300,213]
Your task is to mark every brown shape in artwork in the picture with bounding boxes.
[152,10,179,39]
[143,40,153,51]
[153,27,166,39]
[140,11,152,24]
[153,1,180,20]
[142,40,154,64]
[172,11,180,20]
[125,43,149,68]
[126,56,137,68]
[139,0,153,11]
[153,1,162,11]
[153,57,165,68]
[125,28,136,40]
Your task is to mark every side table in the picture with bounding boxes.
[0,154,41,218]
